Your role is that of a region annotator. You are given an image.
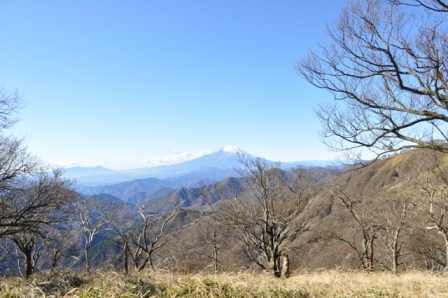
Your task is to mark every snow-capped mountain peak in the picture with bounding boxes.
[221,145,240,154]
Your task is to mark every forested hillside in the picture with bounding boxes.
[123,149,448,274]
[3,147,448,278]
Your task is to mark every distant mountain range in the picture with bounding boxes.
[65,145,334,187]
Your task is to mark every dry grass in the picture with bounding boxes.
[1,269,448,297]
[384,155,406,166]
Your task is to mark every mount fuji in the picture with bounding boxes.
[64,146,332,187]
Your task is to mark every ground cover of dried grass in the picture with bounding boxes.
[1,269,448,297]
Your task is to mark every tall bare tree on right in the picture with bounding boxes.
[296,0,448,163]
[388,0,448,11]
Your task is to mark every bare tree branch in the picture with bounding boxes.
[297,0,448,164]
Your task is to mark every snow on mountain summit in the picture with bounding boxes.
[221,145,240,153]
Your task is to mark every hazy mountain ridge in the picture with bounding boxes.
[77,168,239,200]
[75,146,334,204]
[68,146,334,187]
[63,166,115,177]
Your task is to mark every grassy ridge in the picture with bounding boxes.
[2,270,448,297]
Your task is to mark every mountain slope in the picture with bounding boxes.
[77,168,239,199]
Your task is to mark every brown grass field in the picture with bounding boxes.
[1,269,448,297]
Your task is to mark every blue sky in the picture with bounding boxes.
[0,1,346,170]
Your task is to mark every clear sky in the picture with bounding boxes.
[0,1,347,170]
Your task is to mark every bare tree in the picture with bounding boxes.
[0,136,38,189]
[128,202,201,271]
[2,170,75,277]
[0,87,77,276]
[219,155,316,277]
[407,150,448,272]
[0,88,35,203]
[0,88,24,131]
[0,88,41,240]
[42,227,79,274]
[388,0,448,12]
[75,197,110,273]
[377,194,413,273]
[196,198,221,274]
[296,0,448,163]
[100,201,138,274]
[410,227,446,270]
[10,232,43,278]
[331,185,383,270]
[0,168,73,239]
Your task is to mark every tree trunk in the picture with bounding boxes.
[367,235,374,271]
[281,254,290,279]
[137,256,149,272]
[213,244,218,274]
[362,234,375,271]
[213,228,218,274]
[124,242,129,275]
[85,244,91,273]
[24,248,33,279]
[50,250,59,275]
[392,229,400,274]
[444,234,448,275]
[269,252,281,278]
[362,237,368,269]
[148,253,154,270]
[268,252,279,277]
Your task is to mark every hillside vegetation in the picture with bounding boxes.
[5,148,448,278]
[2,270,448,297]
